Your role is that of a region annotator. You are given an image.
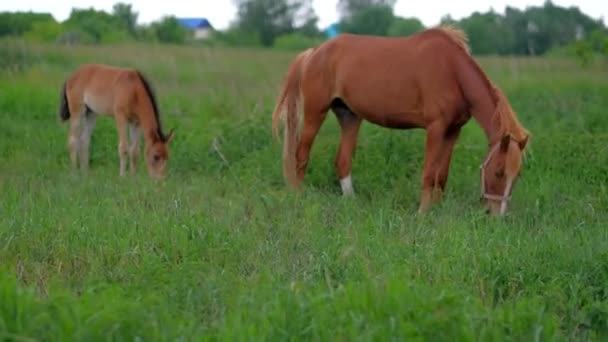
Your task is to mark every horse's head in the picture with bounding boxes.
[146,129,174,180]
[480,133,528,216]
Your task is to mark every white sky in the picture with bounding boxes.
[2,0,606,29]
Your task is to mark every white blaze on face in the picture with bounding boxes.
[500,177,514,215]
[340,174,354,196]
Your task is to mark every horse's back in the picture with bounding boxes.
[66,63,141,115]
[70,63,138,86]
[298,28,474,128]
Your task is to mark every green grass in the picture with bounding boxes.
[1,39,608,341]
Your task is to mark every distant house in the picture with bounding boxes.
[177,17,214,40]
[325,23,340,39]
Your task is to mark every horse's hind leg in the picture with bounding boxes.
[128,123,141,176]
[79,111,96,173]
[295,104,328,184]
[333,104,362,196]
[67,103,86,171]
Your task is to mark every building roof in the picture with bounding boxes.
[177,18,213,30]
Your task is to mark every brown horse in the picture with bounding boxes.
[272,26,530,216]
[59,64,174,180]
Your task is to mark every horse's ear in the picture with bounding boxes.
[165,128,175,144]
[500,134,511,153]
[518,134,529,150]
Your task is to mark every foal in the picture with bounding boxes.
[59,64,174,180]
[272,26,530,215]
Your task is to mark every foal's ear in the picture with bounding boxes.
[165,128,175,144]
[500,134,511,153]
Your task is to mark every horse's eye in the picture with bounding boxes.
[153,154,161,162]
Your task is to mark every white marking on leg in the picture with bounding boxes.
[80,113,96,172]
[128,124,141,175]
[500,178,514,215]
[340,174,354,196]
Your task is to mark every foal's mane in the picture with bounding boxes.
[434,25,529,147]
[135,71,166,142]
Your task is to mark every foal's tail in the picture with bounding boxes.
[271,48,313,188]
[59,81,70,122]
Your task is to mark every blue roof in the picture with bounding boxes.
[177,18,213,30]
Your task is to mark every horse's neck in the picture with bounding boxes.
[469,94,499,145]
[137,104,162,145]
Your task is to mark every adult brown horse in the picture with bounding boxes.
[272,26,530,216]
[59,64,174,180]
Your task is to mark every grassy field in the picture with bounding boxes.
[1,38,608,341]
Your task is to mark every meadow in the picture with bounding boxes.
[1,38,608,341]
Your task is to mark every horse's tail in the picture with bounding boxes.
[271,48,314,188]
[59,81,70,122]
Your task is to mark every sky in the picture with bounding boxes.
[2,0,607,30]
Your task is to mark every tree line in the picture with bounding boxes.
[0,0,606,58]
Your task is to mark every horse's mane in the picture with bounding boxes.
[135,70,166,142]
[433,25,471,55]
[432,25,529,146]
[490,83,530,146]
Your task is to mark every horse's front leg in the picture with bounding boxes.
[115,115,129,177]
[430,127,462,205]
[128,124,141,176]
[419,123,450,214]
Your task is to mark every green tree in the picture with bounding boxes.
[337,0,396,19]
[112,3,138,36]
[387,16,424,37]
[24,19,64,43]
[0,11,55,37]
[339,5,395,36]
[150,16,188,43]
[445,1,606,56]
[233,0,318,47]
[458,10,514,55]
[63,8,118,43]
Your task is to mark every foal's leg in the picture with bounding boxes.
[295,105,328,186]
[79,112,96,173]
[419,122,448,214]
[128,124,141,176]
[334,107,362,196]
[67,105,86,171]
[114,114,129,177]
[431,127,462,204]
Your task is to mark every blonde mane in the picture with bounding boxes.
[432,26,528,146]
[435,25,471,55]
[490,83,530,146]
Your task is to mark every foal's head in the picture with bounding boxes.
[146,129,174,180]
[480,133,528,216]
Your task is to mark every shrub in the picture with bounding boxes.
[273,33,323,51]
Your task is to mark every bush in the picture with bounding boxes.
[211,28,262,48]
[23,20,64,43]
[56,30,97,45]
[273,33,323,51]
[100,30,134,44]
[550,29,608,67]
